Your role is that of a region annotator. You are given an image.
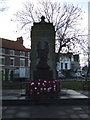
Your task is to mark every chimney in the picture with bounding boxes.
[17,36,23,45]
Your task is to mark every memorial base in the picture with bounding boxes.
[25,79,60,96]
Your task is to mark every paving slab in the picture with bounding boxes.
[2,89,89,106]
[2,89,89,100]
[2,105,89,119]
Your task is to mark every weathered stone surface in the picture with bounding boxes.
[30,17,56,80]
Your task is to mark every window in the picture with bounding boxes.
[10,58,14,66]
[2,48,5,54]
[65,63,68,70]
[71,56,74,62]
[10,50,14,56]
[2,57,5,65]
[74,55,79,62]
[0,56,5,65]
[0,48,2,53]
[28,52,30,57]
[20,58,25,66]
[1,69,5,80]
[20,51,25,56]
[28,59,30,66]
[61,62,63,70]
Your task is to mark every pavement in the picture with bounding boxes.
[1,89,90,119]
[2,104,89,119]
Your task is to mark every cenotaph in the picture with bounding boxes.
[30,16,56,81]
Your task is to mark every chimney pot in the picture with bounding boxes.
[17,36,23,45]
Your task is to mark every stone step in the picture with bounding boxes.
[2,97,88,106]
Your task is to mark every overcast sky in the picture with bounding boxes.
[0,0,89,45]
[0,0,89,67]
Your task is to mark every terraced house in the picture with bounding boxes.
[0,37,30,81]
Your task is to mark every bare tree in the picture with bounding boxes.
[13,0,86,60]
[0,0,8,12]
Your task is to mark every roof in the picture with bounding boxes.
[56,52,73,57]
[0,38,28,51]
[26,48,31,52]
[82,66,88,70]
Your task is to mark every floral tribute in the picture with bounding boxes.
[28,79,60,95]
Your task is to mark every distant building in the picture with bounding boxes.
[0,37,30,81]
[57,53,81,78]
[81,65,90,77]
[71,54,81,77]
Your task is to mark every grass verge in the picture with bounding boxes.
[61,81,89,90]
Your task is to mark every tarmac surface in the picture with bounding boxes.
[1,89,90,119]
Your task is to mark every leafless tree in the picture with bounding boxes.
[0,0,8,12]
[13,0,87,61]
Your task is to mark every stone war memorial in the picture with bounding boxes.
[26,16,60,95]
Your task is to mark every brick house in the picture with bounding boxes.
[0,37,30,81]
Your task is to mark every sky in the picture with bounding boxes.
[0,0,90,67]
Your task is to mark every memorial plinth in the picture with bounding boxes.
[31,16,56,81]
